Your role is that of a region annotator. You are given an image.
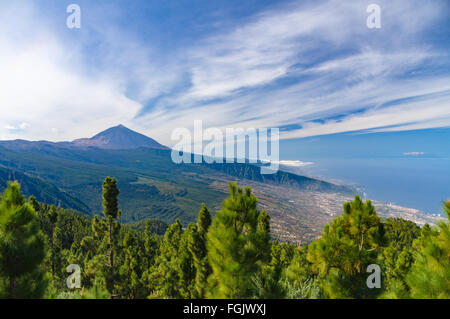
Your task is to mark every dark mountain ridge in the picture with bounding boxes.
[0,165,90,213]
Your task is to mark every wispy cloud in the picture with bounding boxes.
[138,0,450,144]
[0,2,146,141]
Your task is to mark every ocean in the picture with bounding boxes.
[290,156,450,216]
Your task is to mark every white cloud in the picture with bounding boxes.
[403,152,425,156]
[4,122,28,131]
[0,0,449,144]
[278,160,314,167]
[138,0,450,145]
[280,89,450,139]
[0,2,154,141]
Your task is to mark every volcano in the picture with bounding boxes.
[70,124,168,150]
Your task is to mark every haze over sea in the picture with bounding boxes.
[280,128,450,216]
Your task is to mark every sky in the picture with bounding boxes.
[1,0,449,212]
[1,0,449,145]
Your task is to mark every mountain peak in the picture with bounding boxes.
[92,124,136,138]
[72,125,168,150]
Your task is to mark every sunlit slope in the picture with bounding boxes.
[0,143,352,227]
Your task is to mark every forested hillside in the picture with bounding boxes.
[0,166,90,213]
[0,132,356,241]
[0,178,448,299]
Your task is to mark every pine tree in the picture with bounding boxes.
[141,221,159,296]
[307,195,384,298]
[285,246,311,286]
[28,195,41,215]
[143,220,158,268]
[101,177,121,298]
[154,219,183,298]
[80,277,110,299]
[382,246,414,298]
[188,204,212,298]
[85,216,109,288]
[48,206,58,225]
[51,226,64,284]
[252,242,295,299]
[197,203,212,235]
[281,245,321,298]
[178,223,196,298]
[383,218,420,251]
[0,182,47,298]
[406,201,450,298]
[46,206,59,283]
[381,218,420,298]
[118,231,146,298]
[206,182,271,298]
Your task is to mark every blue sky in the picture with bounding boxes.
[1,0,449,155]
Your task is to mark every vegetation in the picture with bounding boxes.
[0,145,352,227]
[0,178,448,299]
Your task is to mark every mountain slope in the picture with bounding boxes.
[0,165,90,213]
[0,125,390,242]
[0,136,356,233]
[70,124,168,150]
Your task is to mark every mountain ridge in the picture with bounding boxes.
[0,124,169,151]
[1,125,437,242]
[70,124,169,150]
